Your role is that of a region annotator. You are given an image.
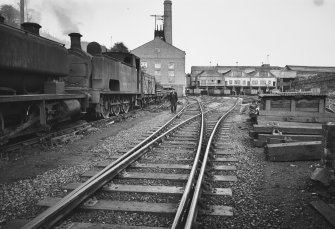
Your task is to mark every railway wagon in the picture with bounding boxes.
[141,72,157,106]
[0,21,86,145]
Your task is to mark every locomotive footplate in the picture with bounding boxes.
[0,94,88,145]
[0,94,86,103]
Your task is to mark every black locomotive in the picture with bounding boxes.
[0,17,157,145]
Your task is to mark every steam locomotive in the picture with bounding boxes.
[0,17,158,145]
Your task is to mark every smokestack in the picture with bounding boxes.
[21,22,41,35]
[69,33,82,50]
[0,15,5,23]
[20,0,24,25]
[163,0,172,45]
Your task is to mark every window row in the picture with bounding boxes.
[226,79,276,86]
[140,61,175,70]
[198,79,276,87]
[154,70,175,77]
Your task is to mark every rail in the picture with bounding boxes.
[184,98,239,228]
[21,98,200,228]
[171,99,205,229]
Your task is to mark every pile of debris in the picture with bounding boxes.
[248,92,335,227]
[250,92,335,162]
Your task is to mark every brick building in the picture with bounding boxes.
[131,0,186,96]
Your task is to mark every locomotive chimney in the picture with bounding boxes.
[163,0,172,45]
[69,33,82,50]
[0,15,5,23]
[21,22,41,35]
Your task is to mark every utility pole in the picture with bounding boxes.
[110,36,113,50]
[20,0,24,25]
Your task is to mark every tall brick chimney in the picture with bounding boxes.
[163,0,172,45]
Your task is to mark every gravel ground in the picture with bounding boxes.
[1,97,332,228]
[0,103,181,227]
[198,107,334,229]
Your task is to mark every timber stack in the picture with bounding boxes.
[250,92,335,162]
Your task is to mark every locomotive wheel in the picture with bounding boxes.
[112,105,120,116]
[100,98,110,118]
[122,100,130,114]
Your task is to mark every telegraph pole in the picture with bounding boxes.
[20,0,24,24]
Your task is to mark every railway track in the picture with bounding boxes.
[6,96,240,229]
[0,102,171,158]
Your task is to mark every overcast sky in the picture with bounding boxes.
[1,0,335,72]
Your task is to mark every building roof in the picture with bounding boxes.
[198,69,221,77]
[259,92,327,98]
[191,65,281,72]
[270,70,297,78]
[131,37,185,55]
[285,65,335,73]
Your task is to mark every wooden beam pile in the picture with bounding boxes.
[252,120,323,162]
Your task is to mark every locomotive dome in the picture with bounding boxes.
[87,42,102,56]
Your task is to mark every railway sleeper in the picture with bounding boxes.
[81,171,237,183]
[37,197,234,217]
[63,183,233,197]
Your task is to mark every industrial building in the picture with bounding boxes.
[132,0,186,96]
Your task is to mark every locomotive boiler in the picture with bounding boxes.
[65,33,141,118]
[0,20,87,145]
[0,17,158,145]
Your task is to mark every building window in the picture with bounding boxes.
[155,63,161,69]
[155,48,161,53]
[260,80,266,86]
[242,80,246,85]
[234,80,241,85]
[168,62,175,70]
[168,70,175,77]
[268,80,272,86]
[218,80,221,84]
[154,70,161,76]
[251,80,258,85]
[168,71,175,83]
[229,80,232,85]
[141,61,147,69]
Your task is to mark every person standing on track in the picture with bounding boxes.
[169,89,178,113]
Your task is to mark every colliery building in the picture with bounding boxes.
[132,0,186,96]
[190,64,296,95]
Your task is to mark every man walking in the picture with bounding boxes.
[169,89,178,113]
